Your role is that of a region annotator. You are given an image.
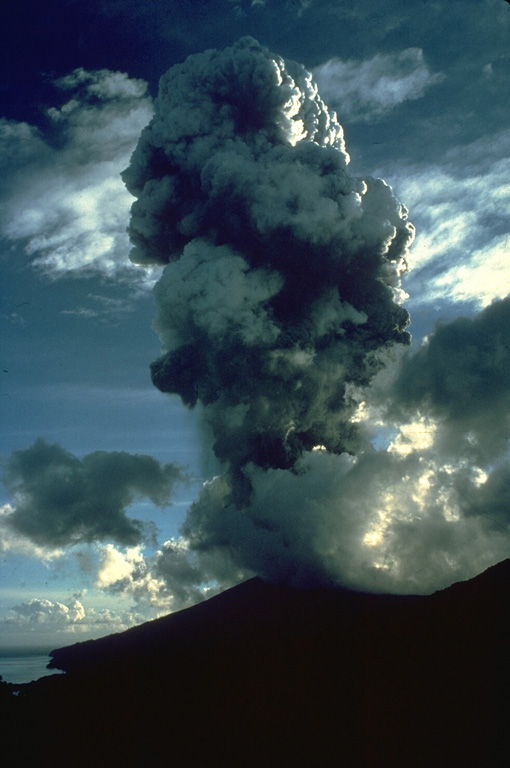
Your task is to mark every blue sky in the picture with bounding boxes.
[1,0,510,647]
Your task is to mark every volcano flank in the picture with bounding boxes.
[3,560,509,767]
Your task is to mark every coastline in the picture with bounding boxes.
[0,648,65,685]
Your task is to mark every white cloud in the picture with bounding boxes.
[9,596,86,625]
[0,593,147,643]
[388,130,510,308]
[313,49,446,121]
[430,234,510,306]
[94,539,226,613]
[0,69,154,282]
[387,416,437,457]
[0,533,236,646]
[58,293,134,323]
[95,543,146,589]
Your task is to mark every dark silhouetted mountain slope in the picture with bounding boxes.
[4,561,510,767]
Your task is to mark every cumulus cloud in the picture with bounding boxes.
[95,543,147,590]
[0,594,147,642]
[91,539,236,614]
[321,294,510,591]
[313,49,446,122]
[0,68,153,281]
[7,596,86,627]
[2,439,185,547]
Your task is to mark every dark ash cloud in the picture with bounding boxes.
[124,36,413,472]
[123,37,418,589]
[3,439,185,547]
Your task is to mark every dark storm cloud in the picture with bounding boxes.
[391,296,510,464]
[461,461,510,531]
[152,539,206,604]
[3,439,185,547]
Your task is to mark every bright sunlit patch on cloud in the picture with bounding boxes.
[388,417,437,456]
[91,539,223,614]
[96,544,145,589]
[431,234,510,306]
[350,400,367,424]
[363,515,387,547]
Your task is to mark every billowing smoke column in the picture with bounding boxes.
[124,37,415,586]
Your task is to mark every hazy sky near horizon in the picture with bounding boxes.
[1,0,510,648]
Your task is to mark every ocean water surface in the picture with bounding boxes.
[0,648,65,685]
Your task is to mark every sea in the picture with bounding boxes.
[0,648,65,685]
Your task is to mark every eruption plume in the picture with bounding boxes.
[124,37,417,588]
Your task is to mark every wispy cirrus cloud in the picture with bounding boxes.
[313,48,446,122]
[391,129,510,308]
[0,69,154,283]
